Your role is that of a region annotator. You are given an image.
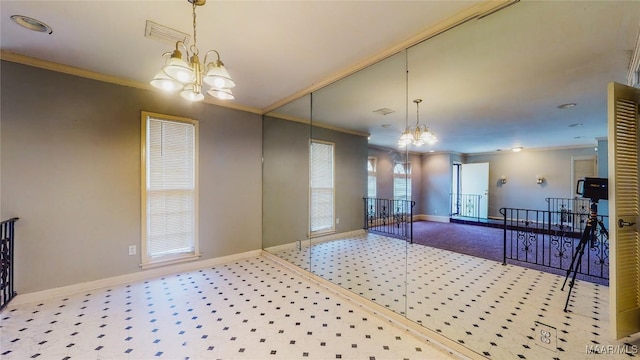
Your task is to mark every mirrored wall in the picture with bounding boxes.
[263,1,639,358]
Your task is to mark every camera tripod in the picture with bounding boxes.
[561,200,609,312]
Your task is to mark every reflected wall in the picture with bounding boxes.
[310,50,409,315]
[262,95,311,270]
[262,1,637,357]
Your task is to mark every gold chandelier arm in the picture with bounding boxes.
[170,40,190,60]
[203,50,221,66]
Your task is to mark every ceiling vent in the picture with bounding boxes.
[373,108,395,115]
[145,20,190,45]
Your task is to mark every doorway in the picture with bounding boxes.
[451,162,489,219]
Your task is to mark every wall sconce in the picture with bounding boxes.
[500,176,507,184]
[536,176,545,184]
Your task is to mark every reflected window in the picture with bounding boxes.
[367,157,377,198]
[310,140,335,234]
[393,162,411,201]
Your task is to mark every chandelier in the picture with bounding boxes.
[398,99,438,148]
[150,0,235,101]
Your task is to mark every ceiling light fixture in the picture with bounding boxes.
[398,99,438,148]
[512,146,523,152]
[557,103,576,109]
[150,0,235,101]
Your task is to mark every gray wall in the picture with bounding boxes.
[367,147,399,200]
[262,116,309,248]
[1,61,263,293]
[466,147,597,218]
[420,152,452,216]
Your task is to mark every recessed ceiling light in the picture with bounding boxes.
[10,15,53,34]
[558,103,577,109]
[568,123,583,128]
[512,147,523,152]
[381,124,392,128]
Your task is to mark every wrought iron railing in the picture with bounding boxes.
[1,217,19,311]
[363,198,415,243]
[500,208,608,281]
[450,193,482,221]
[545,197,590,230]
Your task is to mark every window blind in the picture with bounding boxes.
[146,117,196,259]
[310,141,334,233]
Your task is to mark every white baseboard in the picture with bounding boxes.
[415,214,450,223]
[310,229,366,244]
[10,249,262,306]
[263,229,368,254]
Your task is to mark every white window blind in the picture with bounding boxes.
[393,162,411,201]
[367,157,377,198]
[310,140,335,234]
[142,113,198,266]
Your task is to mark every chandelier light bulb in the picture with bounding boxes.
[207,88,235,100]
[180,85,205,101]
[150,71,184,92]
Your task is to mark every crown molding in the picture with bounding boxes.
[265,111,369,138]
[262,0,519,114]
[0,51,263,115]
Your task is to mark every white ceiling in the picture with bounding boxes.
[2,0,639,154]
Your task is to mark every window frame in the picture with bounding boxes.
[367,157,377,198]
[393,162,412,201]
[140,111,200,269]
[309,139,336,236]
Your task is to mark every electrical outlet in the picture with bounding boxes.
[534,321,557,351]
[128,245,136,256]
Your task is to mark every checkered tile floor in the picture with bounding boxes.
[273,233,640,360]
[0,256,459,360]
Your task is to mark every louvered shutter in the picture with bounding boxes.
[607,82,640,339]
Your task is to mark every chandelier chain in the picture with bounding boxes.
[191,0,198,55]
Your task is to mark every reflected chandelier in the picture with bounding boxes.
[398,99,438,148]
[150,0,235,101]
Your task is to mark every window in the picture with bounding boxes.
[141,112,199,268]
[310,140,335,235]
[367,157,377,198]
[393,162,411,201]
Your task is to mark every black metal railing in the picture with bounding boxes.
[1,217,19,311]
[450,193,482,221]
[546,197,590,229]
[363,198,415,243]
[500,208,608,281]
